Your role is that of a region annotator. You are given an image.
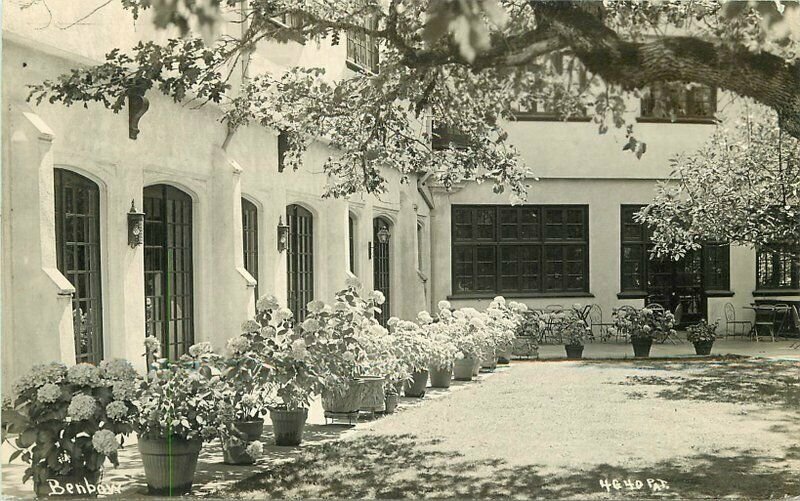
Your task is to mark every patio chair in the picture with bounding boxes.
[724,302,751,338]
[752,305,776,342]
[790,306,800,349]
[773,303,792,338]
[587,304,615,342]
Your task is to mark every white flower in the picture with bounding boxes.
[273,307,294,323]
[67,394,97,421]
[493,296,506,305]
[112,380,138,401]
[291,339,307,360]
[143,336,160,355]
[334,302,349,313]
[470,317,485,329]
[301,318,321,332]
[100,359,138,380]
[345,276,362,289]
[306,300,326,314]
[67,364,102,387]
[226,336,251,355]
[260,326,276,337]
[322,305,333,314]
[189,342,213,357]
[437,300,451,311]
[641,308,653,315]
[256,294,280,313]
[439,309,453,320]
[241,319,261,333]
[369,324,388,337]
[342,351,355,362]
[91,430,119,456]
[105,400,128,421]
[417,311,433,324]
[368,290,386,305]
[246,440,263,459]
[37,383,61,404]
[387,317,400,328]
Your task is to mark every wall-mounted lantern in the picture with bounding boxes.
[376,224,391,244]
[277,216,290,252]
[127,200,145,248]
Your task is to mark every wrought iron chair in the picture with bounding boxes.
[724,302,751,338]
[587,304,615,342]
[791,306,800,349]
[773,303,792,338]
[752,305,777,342]
[612,305,638,343]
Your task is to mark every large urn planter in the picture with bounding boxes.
[321,380,363,414]
[34,471,101,498]
[403,370,429,398]
[269,408,308,446]
[232,419,264,441]
[429,366,453,388]
[453,358,475,381]
[565,344,584,360]
[693,340,714,356]
[631,338,653,358]
[138,437,202,495]
[358,376,386,412]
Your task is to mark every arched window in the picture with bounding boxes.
[143,185,194,359]
[242,198,259,299]
[286,204,314,321]
[54,169,104,364]
[373,217,391,326]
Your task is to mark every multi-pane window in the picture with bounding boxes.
[511,52,589,119]
[277,131,288,173]
[431,123,469,151]
[346,14,379,73]
[620,205,730,292]
[640,82,716,120]
[757,246,799,290]
[286,204,314,322]
[242,198,259,300]
[452,205,589,295]
[348,213,356,274]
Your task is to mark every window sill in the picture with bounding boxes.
[617,291,648,300]
[448,292,594,300]
[510,114,591,123]
[752,289,800,297]
[705,290,735,298]
[346,60,377,76]
[636,117,718,125]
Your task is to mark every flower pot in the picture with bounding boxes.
[232,419,264,442]
[269,407,308,446]
[358,376,386,412]
[223,442,255,465]
[33,471,101,498]
[453,358,475,381]
[138,437,202,495]
[321,380,363,414]
[429,366,453,388]
[631,338,653,358]
[472,359,481,376]
[693,340,714,356]
[497,345,513,364]
[403,370,428,397]
[384,393,399,414]
[564,344,584,359]
[480,353,497,372]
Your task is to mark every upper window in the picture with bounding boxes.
[640,82,716,120]
[757,246,799,290]
[452,205,589,296]
[346,13,379,73]
[510,52,589,121]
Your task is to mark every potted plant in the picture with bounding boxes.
[611,307,676,358]
[497,300,528,363]
[513,311,542,359]
[440,305,485,381]
[2,360,139,498]
[553,307,591,359]
[421,315,458,388]
[135,340,222,495]
[216,329,272,465]
[686,319,718,355]
[388,317,432,398]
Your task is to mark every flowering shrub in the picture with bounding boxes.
[134,342,222,442]
[217,322,273,422]
[611,307,677,341]
[549,307,591,346]
[420,317,459,371]
[1,360,139,488]
[388,317,434,373]
[438,305,488,361]
[484,296,523,353]
[686,319,719,343]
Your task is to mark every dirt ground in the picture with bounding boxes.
[220,358,800,499]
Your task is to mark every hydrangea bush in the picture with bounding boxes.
[686,319,719,343]
[611,307,677,341]
[547,307,591,347]
[1,360,140,488]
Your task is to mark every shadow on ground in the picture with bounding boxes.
[213,434,800,499]
[607,358,800,410]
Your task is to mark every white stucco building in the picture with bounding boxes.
[3,2,798,389]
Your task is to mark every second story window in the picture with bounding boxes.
[756,245,799,290]
[346,15,379,73]
[511,51,589,121]
[640,82,716,121]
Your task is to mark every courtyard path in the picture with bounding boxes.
[221,358,800,499]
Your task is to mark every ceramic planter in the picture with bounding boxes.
[358,375,386,412]
[403,370,429,397]
[497,345,513,364]
[564,344,584,359]
[232,419,264,442]
[472,359,480,376]
[384,393,399,414]
[321,380,363,414]
[138,437,202,495]
[631,338,653,358]
[429,366,453,388]
[480,352,497,372]
[693,340,714,355]
[269,407,308,446]
[33,471,101,498]
[453,358,475,381]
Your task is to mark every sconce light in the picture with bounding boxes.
[277,216,290,252]
[377,224,391,244]
[127,200,145,248]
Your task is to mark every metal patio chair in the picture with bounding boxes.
[724,302,751,338]
[587,304,615,342]
[751,305,777,342]
[790,306,800,349]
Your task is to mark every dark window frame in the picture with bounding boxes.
[346,13,379,74]
[451,205,590,297]
[348,213,356,274]
[756,245,800,291]
[639,82,717,122]
[241,198,259,301]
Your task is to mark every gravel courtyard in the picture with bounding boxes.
[220,357,800,499]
